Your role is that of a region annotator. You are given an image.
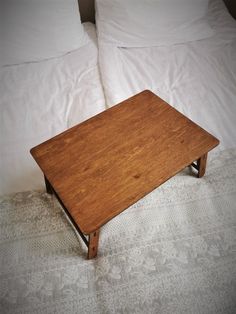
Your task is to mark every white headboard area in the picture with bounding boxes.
[223,0,236,18]
[78,0,236,23]
[78,0,95,23]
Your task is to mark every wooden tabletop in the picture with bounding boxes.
[31,90,219,234]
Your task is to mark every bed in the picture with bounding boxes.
[1,0,236,313]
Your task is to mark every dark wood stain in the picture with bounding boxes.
[31,90,219,237]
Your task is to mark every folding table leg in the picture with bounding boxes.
[88,230,100,259]
[197,153,208,178]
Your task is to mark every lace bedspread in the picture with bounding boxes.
[1,148,236,313]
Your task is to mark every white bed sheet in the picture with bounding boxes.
[98,0,236,151]
[0,23,106,196]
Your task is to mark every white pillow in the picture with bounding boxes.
[1,0,89,66]
[96,0,214,47]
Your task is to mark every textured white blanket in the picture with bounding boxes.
[1,148,236,313]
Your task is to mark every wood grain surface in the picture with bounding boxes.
[31,90,219,234]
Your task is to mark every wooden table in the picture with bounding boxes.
[30,90,219,259]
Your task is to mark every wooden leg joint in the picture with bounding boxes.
[191,153,208,178]
[88,230,100,259]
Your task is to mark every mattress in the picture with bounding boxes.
[0,23,106,196]
[98,0,236,151]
